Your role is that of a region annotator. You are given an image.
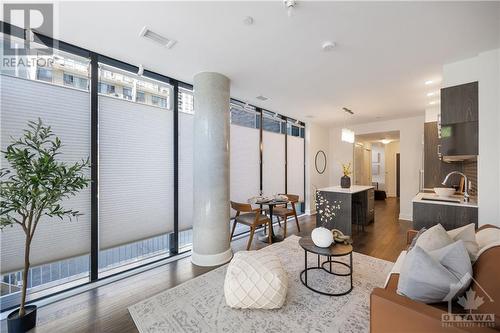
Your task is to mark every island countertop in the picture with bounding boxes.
[317,185,374,194]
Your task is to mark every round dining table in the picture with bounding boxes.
[255,198,289,243]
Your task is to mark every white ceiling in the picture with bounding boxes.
[56,1,500,125]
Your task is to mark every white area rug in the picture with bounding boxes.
[129,235,393,333]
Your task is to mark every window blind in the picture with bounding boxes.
[230,124,260,214]
[0,75,91,274]
[287,135,305,201]
[98,95,174,249]
[262,130,285,196]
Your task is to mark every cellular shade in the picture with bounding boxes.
[179,111,194,231]
[262,131,285,196]
[287,135,305,201]
[98,96,174,249]
[230,124,260,215]
[0,75,91,273]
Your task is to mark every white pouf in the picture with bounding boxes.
[224,251,287,309]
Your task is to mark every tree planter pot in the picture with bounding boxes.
[341,176,351,188]
[7,305,37,333]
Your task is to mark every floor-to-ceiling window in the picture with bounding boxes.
[1,34,91,309]
[97,64,175,277]
[287,120,306,214]
[262,110,286,198]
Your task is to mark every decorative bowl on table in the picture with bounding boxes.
[249,196,273,204]
[433,187,456,197]
[274,194,289,202]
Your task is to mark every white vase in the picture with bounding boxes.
[311,227,334,248]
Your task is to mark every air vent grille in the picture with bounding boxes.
[139,26,176,49]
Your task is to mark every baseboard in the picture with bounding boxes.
[399,213,413,222]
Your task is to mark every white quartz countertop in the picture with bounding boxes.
[413,192,478,208]
[317,185,374,194]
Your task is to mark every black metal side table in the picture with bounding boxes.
[299,236,353,296]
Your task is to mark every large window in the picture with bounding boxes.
[98,64,175,277]
[0,43,91,310]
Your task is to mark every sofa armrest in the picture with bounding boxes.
[370,287,497,333]
[406,230,418,246]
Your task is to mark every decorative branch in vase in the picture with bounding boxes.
[0,119,90,333]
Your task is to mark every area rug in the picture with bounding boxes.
[129,235,393,333]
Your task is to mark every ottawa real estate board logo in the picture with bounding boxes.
[442,273,495,328]
[2,3,54,70]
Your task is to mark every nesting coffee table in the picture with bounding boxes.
[299,236,353,296]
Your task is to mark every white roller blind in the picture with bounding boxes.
[179,111,193,231]
[287,136,305,201]
[262,131,285,196]
[230,124,260,212]
[98,96,174,249]
[0,75,91,273]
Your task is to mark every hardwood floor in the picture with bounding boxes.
[2,198,411,333]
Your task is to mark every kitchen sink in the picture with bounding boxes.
[421,197,461,203]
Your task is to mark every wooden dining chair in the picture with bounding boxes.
[230,201,272,250]
[272,194,300,238]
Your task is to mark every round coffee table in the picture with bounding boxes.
[299,236,353,296]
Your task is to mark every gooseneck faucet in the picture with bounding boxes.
[442,171,470,202]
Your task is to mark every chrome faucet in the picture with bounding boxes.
[442,171,470,202]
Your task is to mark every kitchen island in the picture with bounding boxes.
[316,185,374,236]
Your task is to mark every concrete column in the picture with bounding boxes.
[191,72,232,266]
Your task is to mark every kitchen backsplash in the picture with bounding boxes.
[463,160,478,196]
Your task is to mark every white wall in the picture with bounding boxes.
[384,141,400,197]
[329,116,424,221]
[442,48,500,226]
[305,123,331,214]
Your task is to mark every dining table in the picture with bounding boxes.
[252,198,289,244]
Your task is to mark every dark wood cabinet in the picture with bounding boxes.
[440,82,478,125]
[423,122,463,188]
[413,202,478,231]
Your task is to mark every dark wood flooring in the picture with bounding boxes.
[4,198,411,333]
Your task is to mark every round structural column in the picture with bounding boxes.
[191,72,232,266]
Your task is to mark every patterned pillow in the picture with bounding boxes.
[224,251,287,309]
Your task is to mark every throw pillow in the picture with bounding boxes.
[408,227,427,251]
[446,224,479,261]
[397,241,472,304]
[415,224,453,252]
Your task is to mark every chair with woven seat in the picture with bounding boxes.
[271,194,300,238]
[230,201,272,250]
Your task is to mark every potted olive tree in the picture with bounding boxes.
[0,119,90,333]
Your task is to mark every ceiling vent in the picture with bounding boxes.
[139,26,176,49]
[256,95,268,101]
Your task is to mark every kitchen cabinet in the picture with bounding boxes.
[413,201,478,231]
[440,82,478,125]
[424,122,462,188]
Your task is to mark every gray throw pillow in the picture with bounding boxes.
[397,241,472,304]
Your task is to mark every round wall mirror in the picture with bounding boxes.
[315,150,327,174]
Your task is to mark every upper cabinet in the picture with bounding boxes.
[440,81,478,125]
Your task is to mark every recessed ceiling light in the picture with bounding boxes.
[322,41,336,52]
[425,80,434,85]
[381,139,392,145]
[243,16,254,25]
[256,95,268,101]
[427,92,437,97]
[429,100,440,105]
[139,26,177,49]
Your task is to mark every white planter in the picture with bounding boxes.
[311,227,334,248]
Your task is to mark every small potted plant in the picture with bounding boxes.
[341,162,352,188]
[0,119,90,333]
